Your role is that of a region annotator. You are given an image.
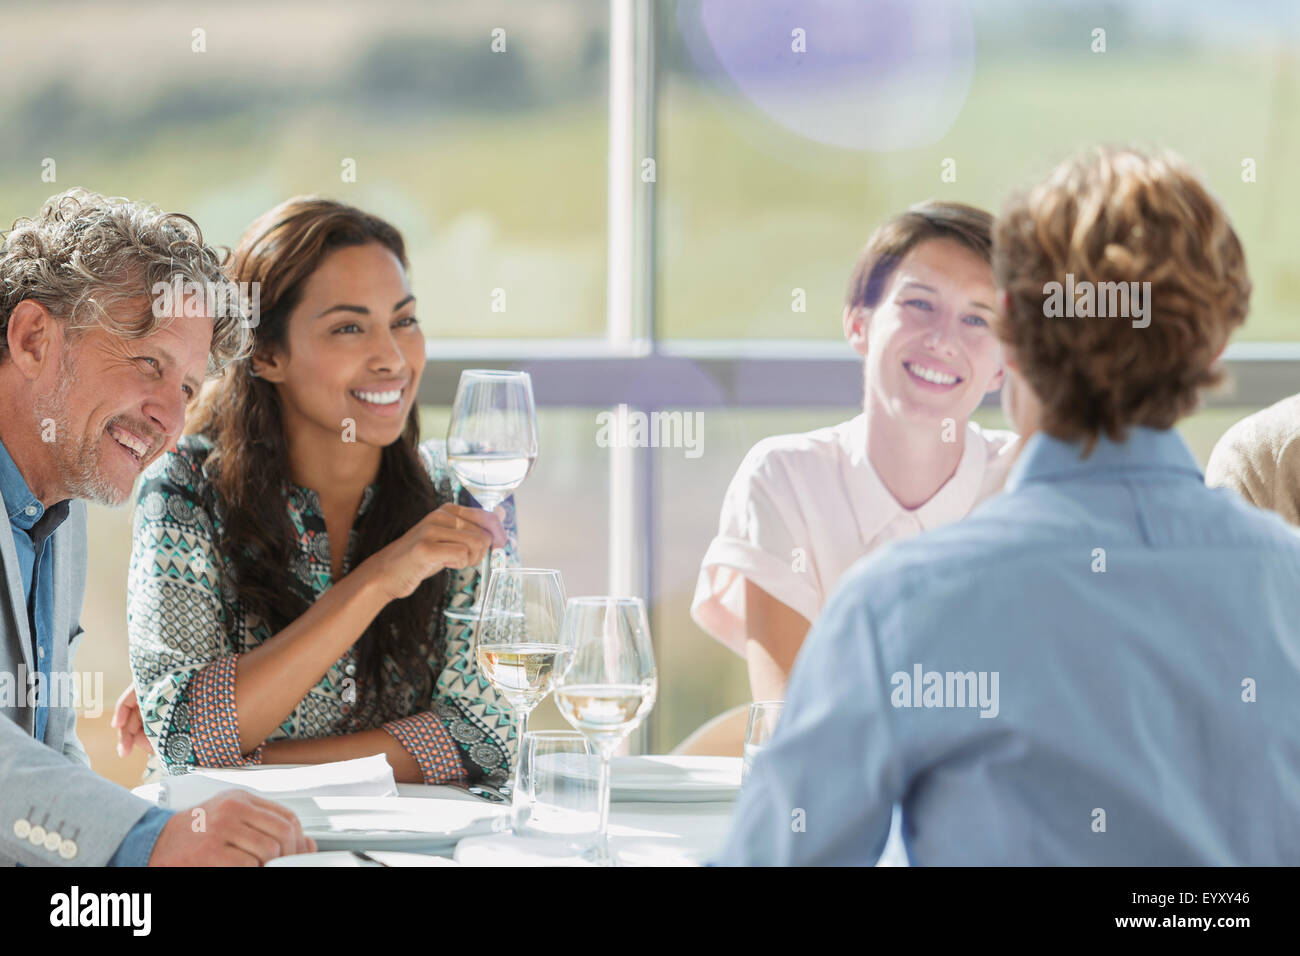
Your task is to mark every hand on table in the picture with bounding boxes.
[149,790,316,866]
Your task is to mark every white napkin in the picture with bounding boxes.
[275,795,504,835]
[160,754,398,809]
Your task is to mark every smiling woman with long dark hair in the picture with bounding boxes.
[122,197,518,785]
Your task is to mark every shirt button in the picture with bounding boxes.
[43,830,61,852]
[344,664,356,677]
[12,819,30,840]
[341,703,352,715]
[27,824,46,846]
[37,646,45,659]
[59,839,77,860]
[23,505,37,517]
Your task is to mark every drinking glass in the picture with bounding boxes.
[552,596,657,864]
[511,730,600,849]
[475,567,567,795]
[742,700,783,783]
[445,369,538,621]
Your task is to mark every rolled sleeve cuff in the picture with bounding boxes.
[186,655,266,768]
[382,711,467,784]
[692,536,822,655]
[107,806,176,867]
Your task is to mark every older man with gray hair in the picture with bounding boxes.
[0,188,314,866]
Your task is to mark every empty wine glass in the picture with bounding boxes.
[445,369,538,621]
[552,596,657,864]
[742,700,783,783]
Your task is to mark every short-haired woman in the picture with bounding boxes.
[692,202,1017,702]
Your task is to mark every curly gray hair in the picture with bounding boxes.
[0,187,252,372]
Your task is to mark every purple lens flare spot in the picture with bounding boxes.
[679,0,976,151]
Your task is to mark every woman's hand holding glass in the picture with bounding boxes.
[359,502,506,603]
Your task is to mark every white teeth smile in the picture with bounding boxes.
[351,388,402,406]
[904,362,960,386]
[107,424,148,459]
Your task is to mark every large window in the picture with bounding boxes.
[7,0,1296,781]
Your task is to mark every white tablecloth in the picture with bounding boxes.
[131,781,908,866]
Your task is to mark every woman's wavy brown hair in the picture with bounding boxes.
[993,147,1252,451]
[187,197,448,722]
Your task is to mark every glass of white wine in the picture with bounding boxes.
[552,596,657,864]
[475,567,568,797]
[445,369,538,621]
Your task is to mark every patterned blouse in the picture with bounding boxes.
[126,433,519,786]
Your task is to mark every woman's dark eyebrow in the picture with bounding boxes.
[316,303,369,319]
[316,295,416,320]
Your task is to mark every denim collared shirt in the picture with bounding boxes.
[0,437,172,866]
[715,427,1300,865]
[0,436,68,744]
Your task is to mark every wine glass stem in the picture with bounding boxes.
[510,703,532,793]
[474,546,493,609]
[597,750,612,861]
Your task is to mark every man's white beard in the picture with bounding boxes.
[32,350,133,508]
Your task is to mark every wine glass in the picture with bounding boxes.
[742,700,783,783]
[445,369,538,621]
[475,567,568,799]
[552,596,657,864]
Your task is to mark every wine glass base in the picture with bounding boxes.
[443,606,483,622]
[580,843,615,866]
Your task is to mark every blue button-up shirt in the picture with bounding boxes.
[0,437,172,866]
[0,436,65,744]
[715,426,1300,865]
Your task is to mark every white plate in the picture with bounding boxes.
[268,850,461,867]
[273,795,508,852]
[609,755,742,803]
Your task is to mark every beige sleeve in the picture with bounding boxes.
[1206,413,1300,526]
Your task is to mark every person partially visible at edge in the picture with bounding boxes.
[715,146,1300,865]
[0,188,313,866]
[113,197,518,788]
[1205,393,1300,526]
[691,201,1017,704]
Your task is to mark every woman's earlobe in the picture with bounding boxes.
[843,305,870,354]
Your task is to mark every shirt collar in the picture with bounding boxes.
[0,435,46,530]
[286,481,379,518]
[843,414,991,536]
[1005,426,1203,492]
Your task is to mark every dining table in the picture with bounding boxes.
[131,767,909,866]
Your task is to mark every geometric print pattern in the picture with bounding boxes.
[127,433,520,787]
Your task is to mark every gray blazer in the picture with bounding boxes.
[1,496,162,866]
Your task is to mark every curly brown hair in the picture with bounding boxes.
[0,187,250,370]
[992,147,1252,450]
